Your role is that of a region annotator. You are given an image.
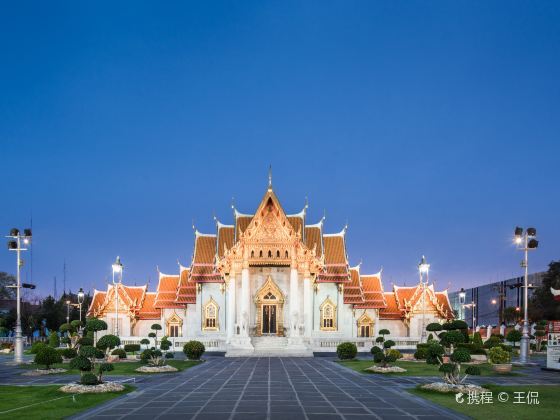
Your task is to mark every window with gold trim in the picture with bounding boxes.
[166,313,183,337]
[357,312,374,337]
[320,297,337,331]
[203,298,219,331]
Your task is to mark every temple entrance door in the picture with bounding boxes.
[262,304,277,335]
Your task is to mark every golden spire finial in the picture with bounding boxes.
[268,165,272,190]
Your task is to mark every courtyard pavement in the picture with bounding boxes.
[2,356,559,419]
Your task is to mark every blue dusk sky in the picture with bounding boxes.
[1,2,559,297]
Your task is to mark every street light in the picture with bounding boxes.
[65,299,71,324]
[463,301,476,330]
[5,227,33,364]
[77,288,85,323]
[112,256,123,335]
[418,255,430,343]
[513,226,539,365]
[458,288,466,320]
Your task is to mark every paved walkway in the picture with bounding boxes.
[71,358,466,420]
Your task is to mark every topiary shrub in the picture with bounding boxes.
[387,349,402,361]
[111,348,127,359]
[78,337,93,347]
[124,344,141,354]
[437,348,475,385]
[440,330,465,352]
[30,341,47,354]
[70,320,83,330]
[506,330,522,348]
[97,362,114,382]
[414,347,428,360]
[426,343,444,365]
[183,340,206,360]
[96,334,121,357]
[35,346,63,369]
[59,323,74,335]
[70,355,92,372]
[336,342,357,360]
[85,318,108,345]
[95,349,105,359]
[140,338,150,349]
[488,346,511,364]
[80,372,98,385]
[59,348,77,359]
[374,329,397,367]
[165,352,174,359]
[465,365,481,376]
[484,335,502,349]
[48,331,60,348]
[498,343,512,353]
[472,332,483,348]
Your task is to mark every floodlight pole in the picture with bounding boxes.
[520,233,530,364]
[15,236,23,363]
[418,256,430,343]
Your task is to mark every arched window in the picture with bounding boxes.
[285,250,289,259]
[259,250,263,258]
[166,313,183,337]
[320,297,337,331]
[357,312,374,338]
[203,298,219,331]
[251,250,255,258]
[268,250,272,258]
[276,250,280,258]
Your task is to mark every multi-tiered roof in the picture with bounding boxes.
[88,184,453,322]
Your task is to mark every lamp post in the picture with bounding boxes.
[6,228,33,364]
[418,256,430,343]
[513,227,539,365]
[463,301,476,330]
[112,256,123,336]
[77,288,85,323]
[458,288,466,320]
[65,299,71,324]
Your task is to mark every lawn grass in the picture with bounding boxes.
[410,384,560,420]
[0,384,133,419]
[338,360,520,376]
[19,359,202,375]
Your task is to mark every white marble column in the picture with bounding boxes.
[290,267,299,337]
[303,276,311,337]
[194,285,201,337]
[227,272,236,342]
[241,267,250,337]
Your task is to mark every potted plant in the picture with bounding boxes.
[488,346,512,373]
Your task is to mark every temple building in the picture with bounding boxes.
[88,180,453,355]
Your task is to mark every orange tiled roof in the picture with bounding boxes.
[176,267,196,304]
[87,290,107,317]
[354,274,387,309]
[379,292,404,319]
[154,274,183,309]
[235,215,253,240]
[137,292,161,319]
[343,268,365,304]
[435,291,454,319]
[217,225,234,257]
[304,225,323,257]
[191,233,221,282]
[317,233,349,282]
[287,216,304,239]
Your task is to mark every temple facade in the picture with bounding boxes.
[88,181,453,356]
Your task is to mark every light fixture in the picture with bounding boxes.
[9,228,19,237]
[23,228,32,237]
[528,239,539,249]
[527,227,536,237]
[77,288,85,302]
[418,255,430,274]
[491,299,497,305]
[112,256,123,274]
[458,288,466,300]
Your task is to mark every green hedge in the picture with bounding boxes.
[336,342,357,360]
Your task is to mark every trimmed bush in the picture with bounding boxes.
[183,340,206,360]
[165,352,175,359]
[506,330,522,347]
[378,329,390,335]
[488,346,511,364]
[124,343,141,354]
[97,362,114,382]
[414,347,428,360]
[426,323,443,332]
[336,342,357,360]
[140,338,150,348]
[78,337,93,347]
[426,343,444,365]
[70,320,83,330]
[59,348,77,359]
[70,355,92,372]
[96,334,121,355]
[48,331,60,348]
[484,335,502,349]
[472,332,483,348]
[450,348,471,363]
[465,365,481,376]
[35,346,63,369]
[80,372,98,385]
[79,345,98,359]
[59,323,73,335]
[30,341,47,354]
[499,344,512,353]
[370,345,383,355]
[111,348,127,359]
[387,349,402,360]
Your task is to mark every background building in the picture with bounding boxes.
[449,272,546,328]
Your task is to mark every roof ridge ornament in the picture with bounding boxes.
[268,164,272,190]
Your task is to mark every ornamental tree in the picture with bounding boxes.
[97,362,114,383]
[140,338,150,349]
[59,323,74,335]
[48,331,60,348]
[150,324,162,348]
[426,323,443,339]
[373,329,397,367]
[506,330,522,348]
[96,334,121,357]
[35,346,63,370]
[85,318,108,346]
[160,337,172,356]
[437,347,479,385]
